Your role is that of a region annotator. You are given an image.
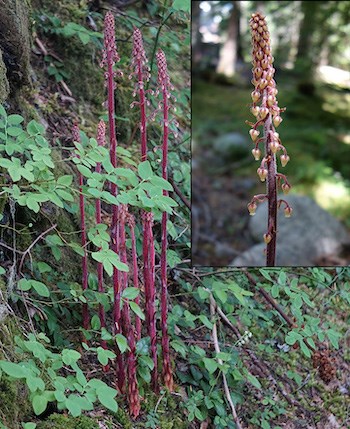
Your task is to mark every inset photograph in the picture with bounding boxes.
[192,1,350,267]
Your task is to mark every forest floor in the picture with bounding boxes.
[192,75,350,266]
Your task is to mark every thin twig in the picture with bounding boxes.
[18,224,57,273]
[169,177,190,210]
[244,270,295,327]
[209,294,244,429]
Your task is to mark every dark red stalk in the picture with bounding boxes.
[156,49,174,391]
[96,121,109,371]
[142,211,158,392]
[127,214,141,341]
[264,116,277,266]
[131,27,157,388]
[130,27,150,162]
[119,205,140,418]
[100,10,125,392]
[72,125,89,333]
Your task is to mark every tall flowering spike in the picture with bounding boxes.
[72,125,89,333]
[157,48,174,392]
[130,27,150,162]
[247,12,291,266]
[100,11,120,69]
[95,120,108,370]
[100,10,124,391]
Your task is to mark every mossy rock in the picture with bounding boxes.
[0,376,32,428]
[0,0,31,91]
[0,50,9,103]
[36,413,99,429]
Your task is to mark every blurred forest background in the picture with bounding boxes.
[192,1,350,266]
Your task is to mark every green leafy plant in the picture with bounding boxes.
[0,334,118,417]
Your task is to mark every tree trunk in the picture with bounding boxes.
[216,1,240,77]
[192,1,202,68]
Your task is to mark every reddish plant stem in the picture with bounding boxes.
[96,121,108,371]
[137,63,147,162]
[142,212,158,392]
[265,116,277,266]
[120,210,140,417]
[160,86,173,392]
[128,215,141,341]
[101,11,124,390]
[157,48,174,391]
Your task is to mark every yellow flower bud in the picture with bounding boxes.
[282,183,291,194]
[263,233,272,244]
[256,50,264,60]
[252,148,261,161]
[284,206,293,218]
[270,141,280,153]
[259,107,269,119]
[267,95,275,106]
[280,154,290,167]
[273,116,283,127]
[247,201,257,216]
[251,106,260,117]
[251,90,261,102]
[257,167,268,182]
[249,129,260,141]
[259,79,268,90]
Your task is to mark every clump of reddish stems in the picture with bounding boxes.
[156,48,175,392]
[73,11,178,416]
[130,26,159,392]
[72,124,89,332]
[100,10,126,393]
[247,12,292,266]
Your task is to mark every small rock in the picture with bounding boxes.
[233,195,350,266]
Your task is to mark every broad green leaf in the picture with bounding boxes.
[31,280,50,298]
[97,387,118,412]
[138,160,153,180]
[22,423,37,429]
[61,349,81,366]
[129,301,145,320]
[247,373,262,389]
[7,114,24,125]
[0,361,27,378]
[299,340,311,358]
[172,0,190,12]
[203,358,218,374]
[65,395,82,417]
[115,334,128,353]
[32,394,48,415]
[122,287,139,300]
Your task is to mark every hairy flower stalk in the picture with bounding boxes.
[100,10,125,391]
[72,125,89,332]
[130,26,158,390]
[96,121,108,370]
[130,27,151,162]
[142,211,158,392]
[157,49,175,391]
[127,213,141,341]
[247,13,292,266]
[118,205,140,418]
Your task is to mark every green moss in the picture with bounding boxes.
[0,376,32,428]
[36,413,99,429]
[0,50,9,103]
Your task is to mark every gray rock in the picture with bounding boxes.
[233,195,350,266]
[212,132,249,160]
